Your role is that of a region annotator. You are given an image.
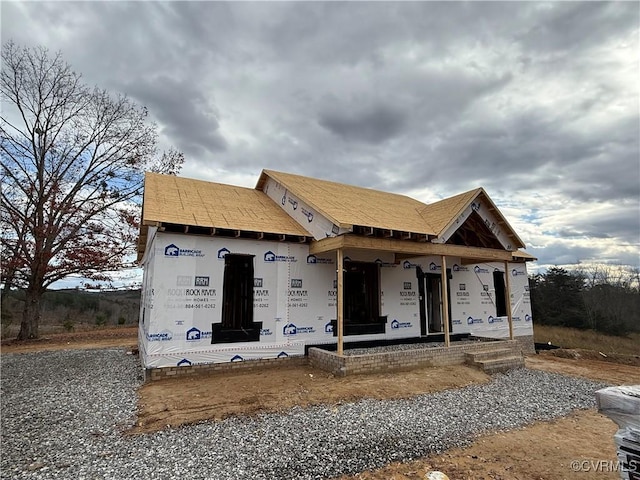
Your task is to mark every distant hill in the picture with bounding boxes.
[1,288,141,338]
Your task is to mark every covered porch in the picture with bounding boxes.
[310,234,526,356]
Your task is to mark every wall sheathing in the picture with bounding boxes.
[139,230,533,369]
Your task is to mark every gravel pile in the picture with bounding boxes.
[2,348,608,480]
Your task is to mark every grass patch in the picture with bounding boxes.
[534,324,640,356]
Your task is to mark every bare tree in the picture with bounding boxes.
[1,42,183,339]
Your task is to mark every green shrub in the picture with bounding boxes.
[95,313,107,326]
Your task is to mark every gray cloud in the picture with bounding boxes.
[3,1,638,270]
[318,102,407,144]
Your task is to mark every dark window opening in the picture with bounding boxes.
[493,271,507,317]
[212,254,261,343]
[332,261,386,335]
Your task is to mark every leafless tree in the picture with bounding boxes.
[1,42,183,339]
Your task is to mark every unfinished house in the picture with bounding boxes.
[137,170,535,378]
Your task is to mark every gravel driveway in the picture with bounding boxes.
[1,348,608,480]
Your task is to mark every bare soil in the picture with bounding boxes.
[132,364,490,434]
[0,326,138,354]
[2,329,638,480]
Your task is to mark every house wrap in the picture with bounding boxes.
[137,169,535,370]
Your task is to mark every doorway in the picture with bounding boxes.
[417,267,452,335]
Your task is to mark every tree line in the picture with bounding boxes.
[529,266,640,336]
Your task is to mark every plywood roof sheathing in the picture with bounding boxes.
[258,170,438,236]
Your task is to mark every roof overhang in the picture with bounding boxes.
[309,234,514,262]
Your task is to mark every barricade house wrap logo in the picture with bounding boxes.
[283,323,297,336]
[264,250,297,262]
[307,255,334,264]
[487,315,503,324]
[511,269,526,276]
[147,329,173,341]
[177,358,192,367]
[467,316,484,325]
[217,247,230,259]
[325,321,334,334]
[403,260,419,269]
[452,264,469,272]
[230,355,244,362]
[391,319,412,329]
[301,206,314,222]
[283,322,316,336]
[474,265,490,274]
[186,327,213,341]
[164,244,205,258]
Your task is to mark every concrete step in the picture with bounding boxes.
[465,348,518,362]
[476,356,525,374]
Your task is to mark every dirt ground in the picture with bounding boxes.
[2,328,639,480]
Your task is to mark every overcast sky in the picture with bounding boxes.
[3,1,639,274]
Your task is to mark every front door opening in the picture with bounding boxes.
[426,274,443,333]
[417,267,452,335]
[335,261,386,335]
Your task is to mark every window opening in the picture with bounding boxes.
[493,270,507,317]
[213,254,261,343]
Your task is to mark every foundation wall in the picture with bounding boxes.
[145,355,308,382]
[308,339,523,377]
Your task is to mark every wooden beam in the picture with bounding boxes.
[309,235,344,254]
[310,234,513,261]
[142,220,162,227]
[504,261,514,340]
[441,255,451,348]
[337,248,344,356]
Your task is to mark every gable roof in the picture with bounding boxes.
[139,170,530,261]
[138,173,312,260]
[257,169,525,249]
[420,187,526,248]
[256,169,437,236]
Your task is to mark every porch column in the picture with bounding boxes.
[337,248,344,356]
[504,261,514,340]
[441,255,451,348]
